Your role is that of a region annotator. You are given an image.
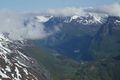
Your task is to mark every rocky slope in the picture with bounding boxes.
[0,34,50,80]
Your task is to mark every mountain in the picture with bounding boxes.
[28,14,120,62]
[31,15,120,80]
[13,14,120,80]
[8,13,119,80]
[91,16,120,58]
[32,14,104,60]
[0,34,50,80]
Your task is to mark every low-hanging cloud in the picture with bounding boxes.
[47,3,120,17]
[86,3,120,16]
[98,3,120,16]
[48,7,86,16]
[0,10,52,40]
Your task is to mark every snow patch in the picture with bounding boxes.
[0,70,10,79]
[70,15,79,21]
[15,67,22,80]
[17,50,29,60]
[5,66,11,72]
[23,68,28,75]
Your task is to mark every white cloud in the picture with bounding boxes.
[48,7,85,16]
[0,10,52,40]
[84,3,120,16]
[47,3,120,17]
[99,3,120,16]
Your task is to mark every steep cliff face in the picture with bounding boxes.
[0,34,50,80]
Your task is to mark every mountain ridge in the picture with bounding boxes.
[0,33,51,80]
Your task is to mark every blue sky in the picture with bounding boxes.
[0,0,119,12]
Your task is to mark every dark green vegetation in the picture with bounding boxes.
[24,46,79,80]
[24,45,120,80]
[73,59,120,80]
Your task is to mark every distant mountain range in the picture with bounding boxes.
[29,14,120,61]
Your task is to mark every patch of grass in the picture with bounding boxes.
[24,46,78,80]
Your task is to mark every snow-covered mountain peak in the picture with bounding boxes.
[34,13,105,25]
[71,15,80,20]
[69,14,104,25]
[89,14,103,23]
